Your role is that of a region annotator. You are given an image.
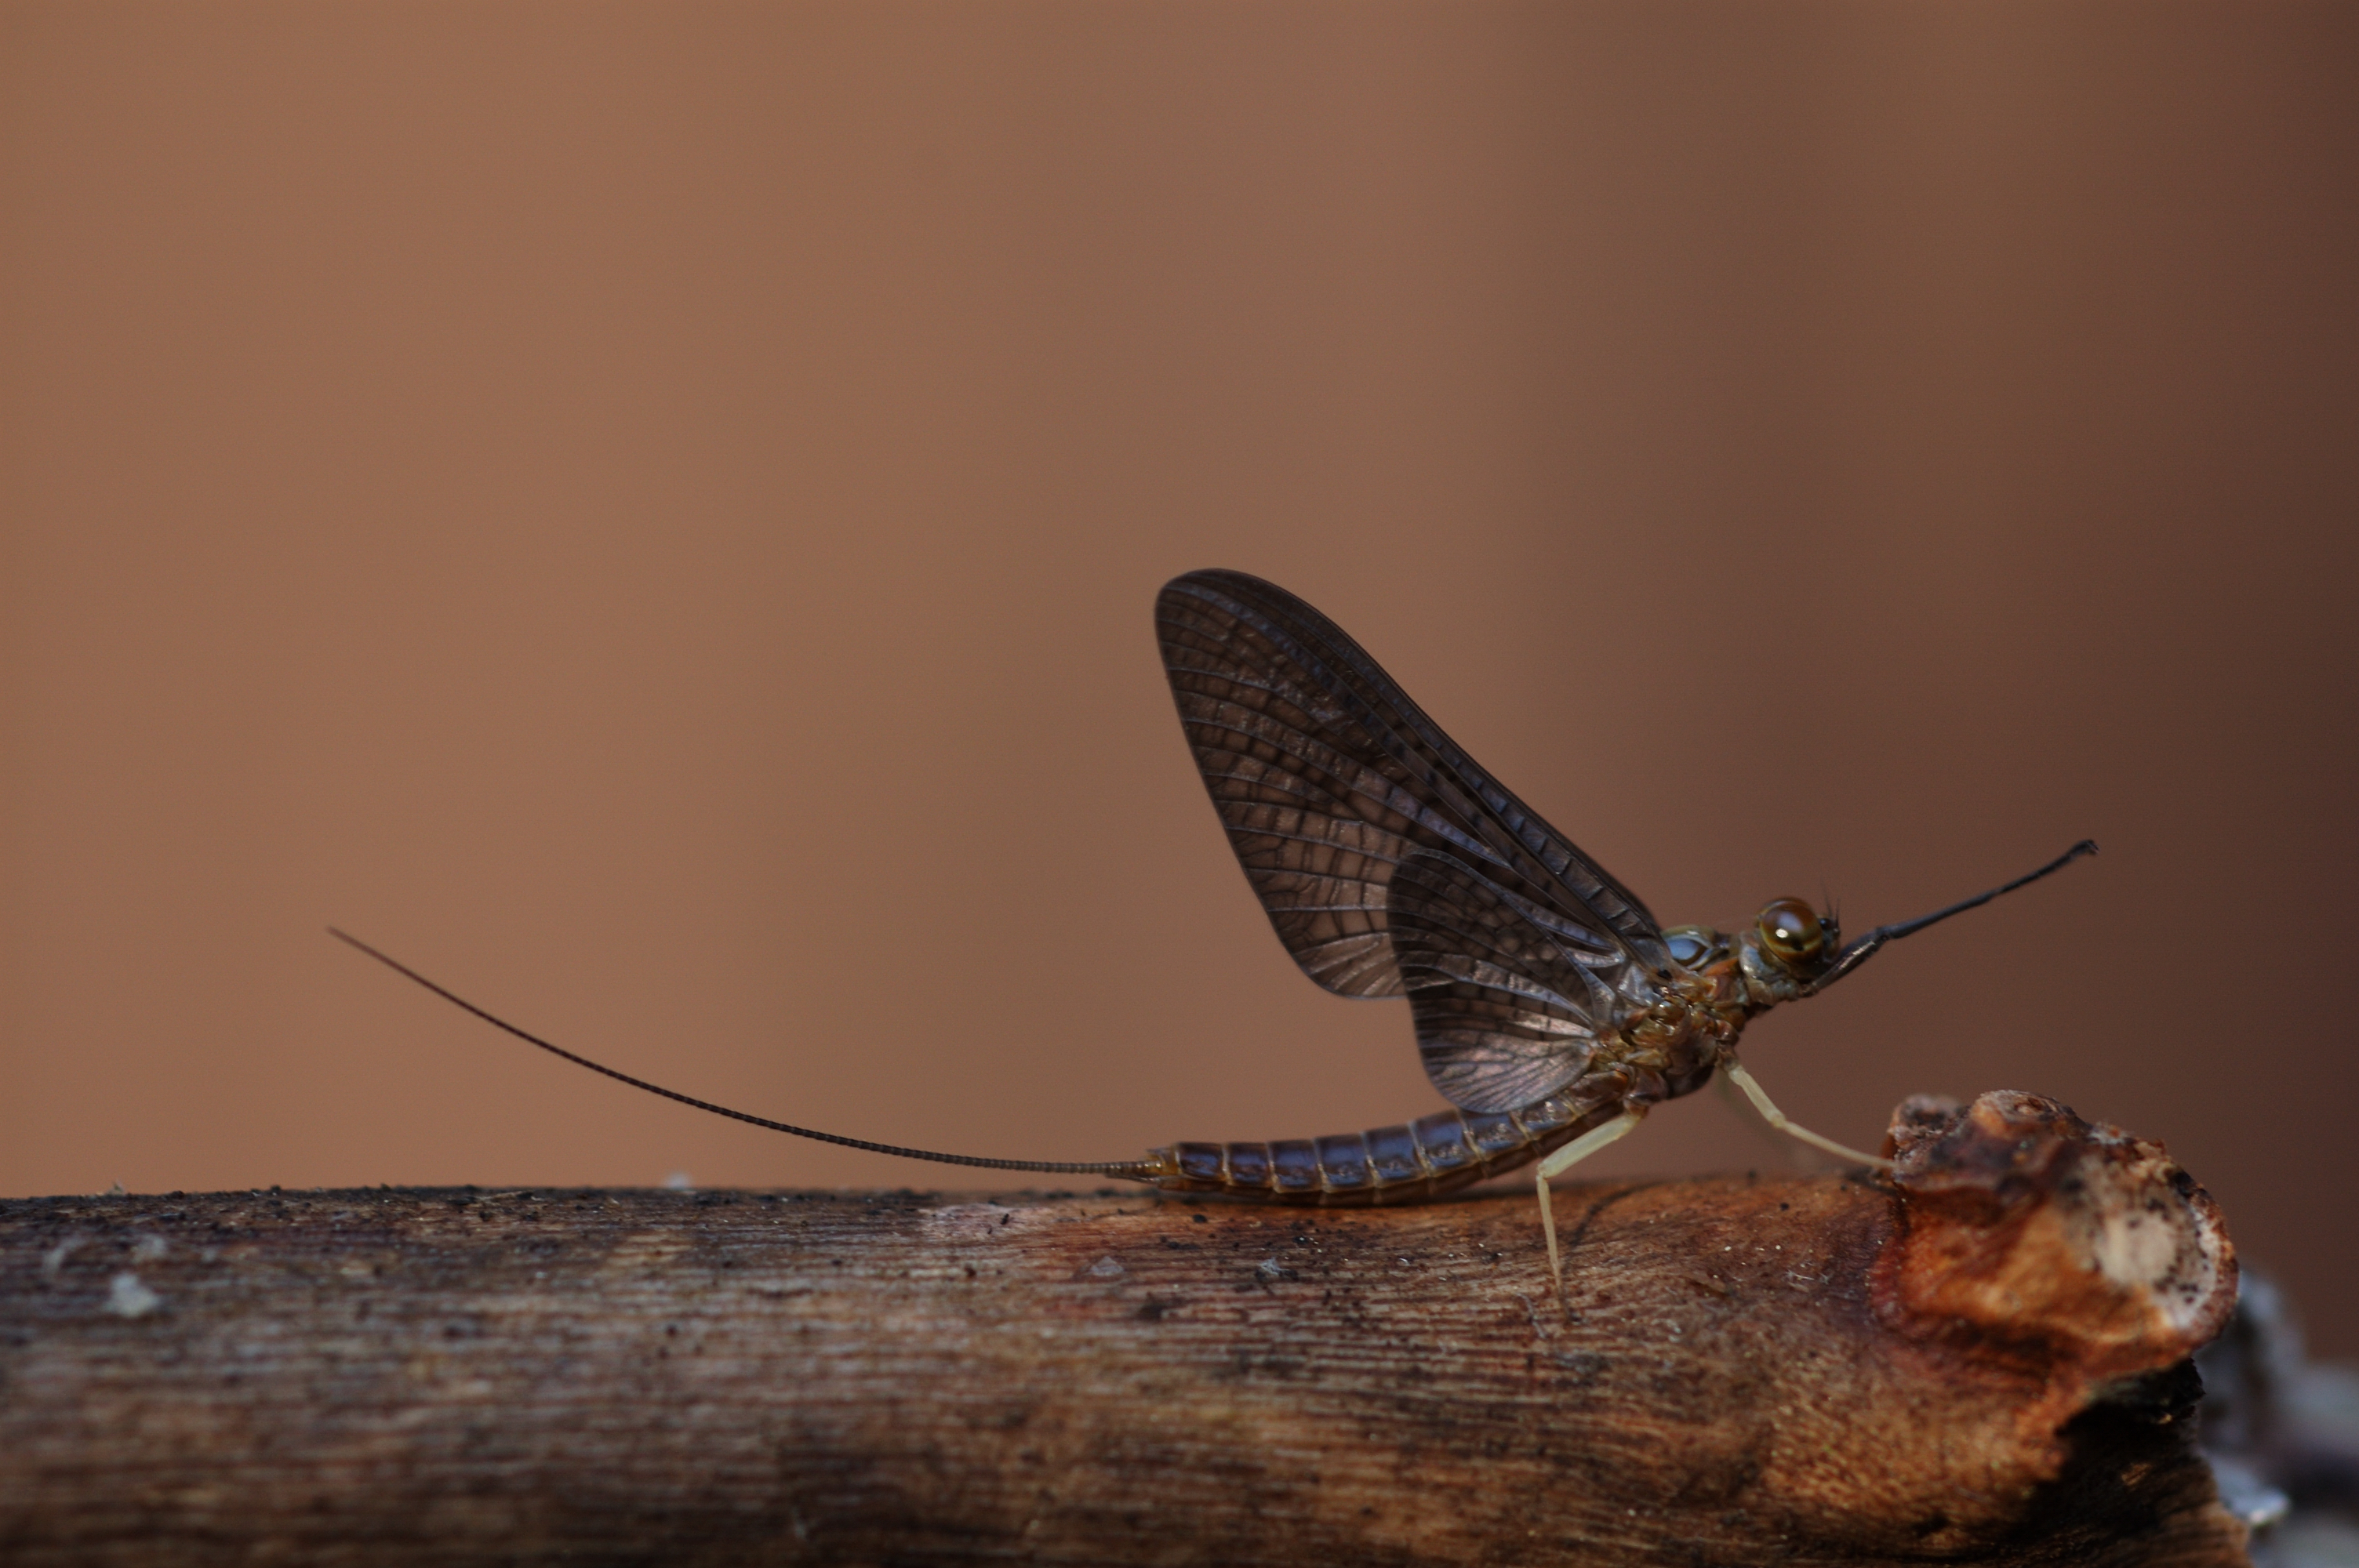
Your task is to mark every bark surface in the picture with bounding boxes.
[0,1092,2247,1566]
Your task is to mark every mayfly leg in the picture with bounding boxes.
[1719,1060,1894,1171]
[1713,1071,1806,1165]
[1535,1108,1647,1298]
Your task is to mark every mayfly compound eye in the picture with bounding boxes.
[1757,898,1829,969]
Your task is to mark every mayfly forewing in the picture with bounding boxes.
[1202,572,1667,960]
[1155,572,1674,1073]
[1154,582,1416,1000]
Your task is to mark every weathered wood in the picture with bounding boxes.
[0,1092,2246,1566]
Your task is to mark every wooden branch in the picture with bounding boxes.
[0,1092,2246,1566]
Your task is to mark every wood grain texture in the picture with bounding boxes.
[0,1093,2248,1566]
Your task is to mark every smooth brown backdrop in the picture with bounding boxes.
[4,3,2355,1350]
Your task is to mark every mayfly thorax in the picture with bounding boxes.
[334,568,2095,1289]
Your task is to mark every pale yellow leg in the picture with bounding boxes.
[1714,1069,1801,1164]
[1535,1108,1647,1296]
[1720,1060,1896,1171]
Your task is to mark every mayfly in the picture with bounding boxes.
[334,568,2095,1287]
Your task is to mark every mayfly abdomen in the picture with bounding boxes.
[1150,1090,1612,1205]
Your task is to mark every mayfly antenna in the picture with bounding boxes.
[1805,839,2096,993]
[328,928,1154,1179]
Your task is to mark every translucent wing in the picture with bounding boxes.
[1157,569,1670,1107]
[1388,848,1617,1112]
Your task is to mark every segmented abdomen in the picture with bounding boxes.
[1143,1088,1617,1205]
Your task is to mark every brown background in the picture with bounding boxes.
[4,2,2355,1351]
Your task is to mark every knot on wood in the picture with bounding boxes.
[1879,1089,2237,1392]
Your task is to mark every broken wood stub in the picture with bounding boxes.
[1879,1089,2239,1450]
[0,1091,2244,1566]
